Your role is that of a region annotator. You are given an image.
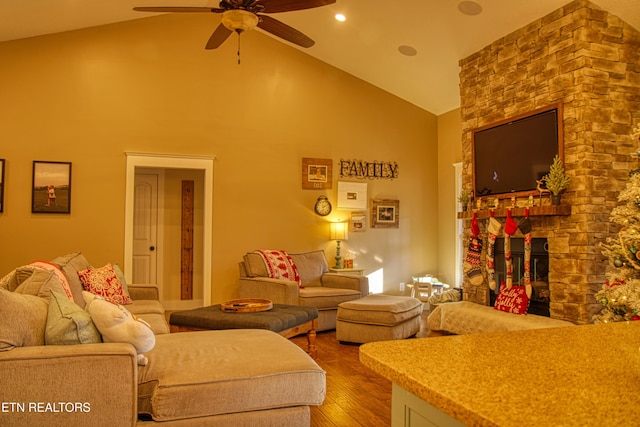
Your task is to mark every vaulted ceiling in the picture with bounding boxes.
[1,0,638,115]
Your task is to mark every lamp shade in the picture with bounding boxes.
[330,221,348,241]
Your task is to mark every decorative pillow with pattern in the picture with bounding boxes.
[78,263,133,305]
[494,284,529,315]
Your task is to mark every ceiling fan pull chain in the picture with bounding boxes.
[237,31,241,65]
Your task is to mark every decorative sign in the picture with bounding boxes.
[339,159,399,180]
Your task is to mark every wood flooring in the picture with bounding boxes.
[289,308,436,427]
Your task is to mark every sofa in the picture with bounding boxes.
[238,250,369,331]
[0,252,326,426]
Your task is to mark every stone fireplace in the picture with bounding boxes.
[459,0,640,324]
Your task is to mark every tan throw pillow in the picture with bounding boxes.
[0,288,48,351]
[78,264,133,305]
[51,252,91,308]
[45,291,102,345]
[14,268,67,302]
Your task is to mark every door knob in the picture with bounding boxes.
[149,246,155,251]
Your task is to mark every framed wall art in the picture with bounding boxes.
[302,158,332,190]
[371,199,399,228]
[350,211,367,232]
[0,159,4,213]
[32,161,72,214]
[337,181,367,209]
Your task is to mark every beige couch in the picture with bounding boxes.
[0,252,326,426]
[238,250,369,331]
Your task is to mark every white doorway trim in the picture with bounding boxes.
[124,152,215,307]
[453,162,463,287]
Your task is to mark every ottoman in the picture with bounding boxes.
[336,294,423,344]
[170,303,319,357]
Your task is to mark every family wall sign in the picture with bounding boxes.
[339,159,399,180]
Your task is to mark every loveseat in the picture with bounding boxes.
[238,250,369,331]
[0,252,326,426]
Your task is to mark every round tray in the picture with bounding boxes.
[221,298,273,313]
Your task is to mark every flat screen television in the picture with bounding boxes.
[472,103,563,199]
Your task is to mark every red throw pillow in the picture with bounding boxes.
[78,263,133,305]
[494,284,529,315]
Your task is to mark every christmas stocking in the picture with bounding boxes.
[503,210,519,288]
[486,216,503,291]
[464,213,484,285]
[518,213,533,298]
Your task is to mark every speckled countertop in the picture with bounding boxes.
[360,321,640,426]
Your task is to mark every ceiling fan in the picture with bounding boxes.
[133,0,336,50]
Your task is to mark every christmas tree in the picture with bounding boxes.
[593,123,640,323]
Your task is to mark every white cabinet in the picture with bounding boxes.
[391,384,465,427]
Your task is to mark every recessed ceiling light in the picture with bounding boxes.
[398,45,418,56]
[458,1,483,16]
[335,13,346,22]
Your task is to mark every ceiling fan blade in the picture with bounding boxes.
[257,15,314,48]
[259,0,335,14]
[205,23,233,49]
[133,6,224,13]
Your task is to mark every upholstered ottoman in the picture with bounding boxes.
[170,303,319,357]
[336,294,423,344]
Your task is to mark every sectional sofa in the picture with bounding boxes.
[0,252,326,426]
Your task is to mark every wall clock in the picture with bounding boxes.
[314,195,332,216]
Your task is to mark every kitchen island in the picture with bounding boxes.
[359,321,640,426]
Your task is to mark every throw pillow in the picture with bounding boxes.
[494,284,529,315]
[78,263,133,305]
[15,261,76,303]
[0,269,20,291]
[0,288,48,351]
[50,252,91,308]
[46,291,102,345]
[83,291,155,366]
[112,263,131,297]
[14,268,67,302]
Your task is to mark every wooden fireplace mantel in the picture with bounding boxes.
[457,204,571,219]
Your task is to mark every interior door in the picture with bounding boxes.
[133,173,158,284]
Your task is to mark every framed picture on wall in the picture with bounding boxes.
[0,159,4,213]
[371,199,399,228]
[350,211,367,232]
[337,181,367,209]
[302,158,332,189]
[32,161,72,214]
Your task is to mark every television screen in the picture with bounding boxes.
[472,104,562,198]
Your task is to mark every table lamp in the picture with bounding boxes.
[330,221,348,269]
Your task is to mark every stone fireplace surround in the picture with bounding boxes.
[459,0,640,324]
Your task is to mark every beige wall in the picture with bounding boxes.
[0,14,450,302]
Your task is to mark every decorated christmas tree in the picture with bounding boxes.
[593,123,640,323]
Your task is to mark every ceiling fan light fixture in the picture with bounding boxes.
[221,9,259,33]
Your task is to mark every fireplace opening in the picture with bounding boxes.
[491,238,550,317]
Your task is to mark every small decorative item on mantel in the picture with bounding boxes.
[457,188,471,211]
[543,155,570,205]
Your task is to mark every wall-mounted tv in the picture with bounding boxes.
[472,103,563,199]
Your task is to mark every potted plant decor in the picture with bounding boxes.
[543,155,570,205]
[458,188,471,211]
